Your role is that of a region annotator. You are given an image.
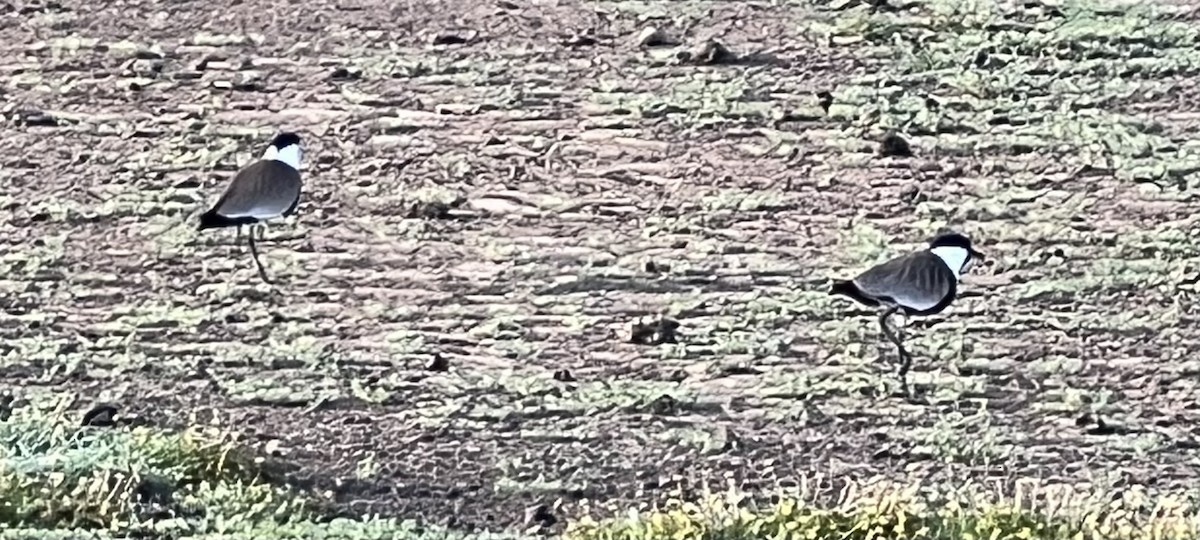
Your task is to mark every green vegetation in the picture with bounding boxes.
[9,400,1199,539]
[0,401,520,539]
[809,0,1200,181]
[566,487,1200,540]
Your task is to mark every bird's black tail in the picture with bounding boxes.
[830,280,879,307]
[197,210,251,231]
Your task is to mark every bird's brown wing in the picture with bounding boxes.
[852,251,955,313]
[212,161,302,218]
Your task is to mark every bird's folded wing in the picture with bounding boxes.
[853,251,952,312]
[213,161,301,218]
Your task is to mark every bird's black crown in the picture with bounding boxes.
[928,232,974,249]
[270,132,302,149]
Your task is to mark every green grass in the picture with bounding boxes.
[11,401,1200,540]
[566,485,1200,540]
[807,0,1200,180]
[0,401,524,540]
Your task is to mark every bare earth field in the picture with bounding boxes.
[4,0,1200,536]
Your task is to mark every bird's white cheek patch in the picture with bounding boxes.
[275,145,302,170]
[260,144,302,171]
[930,246,969,278]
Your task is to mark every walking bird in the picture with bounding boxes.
[198,132,304,283]
[830,232,984,396]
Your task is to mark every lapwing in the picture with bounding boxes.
[830,232,984,396]
[198,132,303,283]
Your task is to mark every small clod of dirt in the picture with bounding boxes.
[15,109,58,127]
[424,353,449,372]
[1087,422,1121,436]
[879,132,914,157]
[629,316,680,345]
[134,475,177,512]
[636,26,677,48]
[816,91,834,113]
[868,0,901,13]
[552,369,576,382]
[432,31,477,45]
[81,404,119,427]
[18,1,66,15]
[718,363,762,377]
[523,503,558,529]
[404,194,467,219]
[330,67,361,81]
[871,445,902,460]
[678,39,737,65]
[645,394,679,415]
[1079,414,1124,436]
[643,260,670,274]
[204,59,225,72]
[564,33,598,47]
[0,394,14,422]
[640,102,688,118]
[973,48,995,69]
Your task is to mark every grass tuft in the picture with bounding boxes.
[0,401,525,539]
[566,483,1200,540]
[0,400,307,533]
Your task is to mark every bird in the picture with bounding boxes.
[197,132,304,283]
[829,232,985,396]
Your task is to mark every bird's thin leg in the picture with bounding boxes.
[878,305,913,396]
[897,313,913,391]
[247,223,273,284]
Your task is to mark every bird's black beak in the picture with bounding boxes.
[970,248,986,262]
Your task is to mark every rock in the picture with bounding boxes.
[637,26,676,47]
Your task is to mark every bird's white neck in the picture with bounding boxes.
[930,246,969,279]
[262,144,302,170]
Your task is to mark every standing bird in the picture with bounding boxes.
[829,232,985,396]
[197,132,304,284]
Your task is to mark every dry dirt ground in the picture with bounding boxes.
[4,0,1200,535]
